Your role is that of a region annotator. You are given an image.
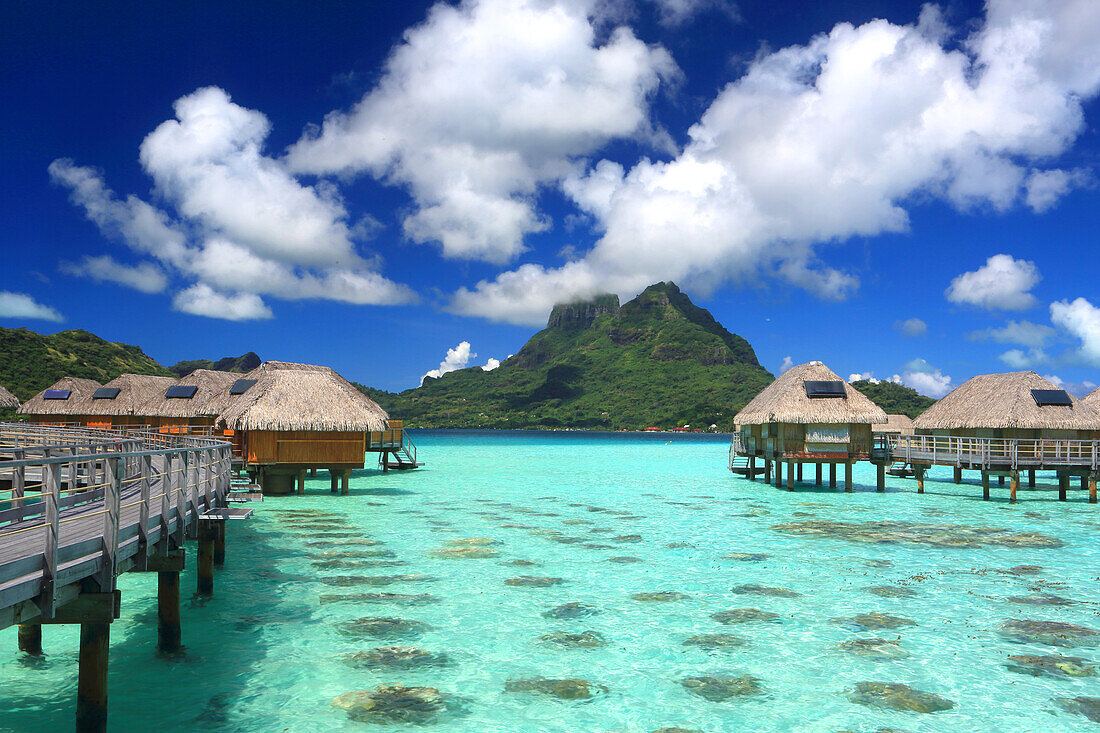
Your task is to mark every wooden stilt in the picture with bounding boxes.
[786,461,795,491]
[829,463,836,489]
[998,475,1005,486]
[953,467,962,484]
[796,463,803,482]
[157,571,181,653]
[330,469,339,493]
[1028,469,1036,488]
[296,470,306,495]
[774,460,782,488]
[916,468,925,494]
[341,470,351,495]
[815,463,822,486]
[844,462,853,492]
[18,624,42,656]
[876,463,885,492]
[1010,472,1019,503]
[1090,475,1097,504]
[1058,474,1067,502]
[197,522,215,596]
[76,621,110,733]
[1081,475,1089,491]
[213,521,226,566]
[747,456,755,481]
[764,460,771,484]
[981,471,990,500]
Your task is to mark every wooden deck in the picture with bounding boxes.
[0,424,232,630]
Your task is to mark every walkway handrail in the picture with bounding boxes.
[876,433,1100,471]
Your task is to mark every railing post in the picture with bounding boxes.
[41,459,60,619]
[139,454,151,552]
[12,449,25,510]
[97,457,122,592]
[158,454,171,553]
[173,452,186,545]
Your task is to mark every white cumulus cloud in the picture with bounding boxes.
[848,372,901,385]
[452,0,1100,325]
[894,318,927,337]
[1050,297,1100,365]
[422,341,476,384]
[999,348,1050,368]
[0,292,64,322]
[899,358,952,398]
[60,255,168,294]
[968,319,1057,347]
[1043,374,1097,397]
[482,357,501,371]
[286,0,677,265]
[945,254,1040,311]
[172,284,273,321]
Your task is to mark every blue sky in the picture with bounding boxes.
[3,0,1100,397]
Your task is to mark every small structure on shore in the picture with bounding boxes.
[19,377,102,425]
[732,361,888,490]
[217,364,390,494]
[140,369,238,431]
[910,371,1100,500]
[81,374,178,429]
[0,384,20,411]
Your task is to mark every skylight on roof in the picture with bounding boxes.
[43,389,71,400]
[804,380,846,398]
[92,387,121,400]
[1032,389,1072,406]
[165,385,199,399]
[229,379,257,395]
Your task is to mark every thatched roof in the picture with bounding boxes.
[83,374,178,417]
[18,377,102,415]
[217,367,388,432]
[141,369,239,418]
[913,371,1100,431]
[734,361,888,425]
[877,414,914,434]
[0,384,21,410]
[1084,386,1100,408]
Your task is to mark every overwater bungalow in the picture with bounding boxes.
[19,377,102,425]
[216,365,390,495]
[909,371,1100,500]
[732,361,888,490]
[878,414,914,435]
[80,374,178,429]
[139,369,238,432]
[0,385,19,411]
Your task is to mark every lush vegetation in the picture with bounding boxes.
[168,352,261,377]
[361,282,775,430]
[850,380,935,418]
[0,327,174,400]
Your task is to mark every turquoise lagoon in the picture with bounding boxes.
[3,430,1100,731]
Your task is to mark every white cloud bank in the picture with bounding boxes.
[945,254,1040,311]
[968,319,1056,347]
[60,255,168,294]
[0,292,64,322]
[900,358,953,398]
[451,0,1100,325]
[287,0,677,264]
[1050,297,1100,366]
[51,87,415,321]
[894,318,927,337]
[421,341,503,384]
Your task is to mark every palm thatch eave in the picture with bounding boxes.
[733,361,888,426]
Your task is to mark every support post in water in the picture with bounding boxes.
[1028,469,1036,488]
[214,521,226,566]
[1010,471,1019,503]
[76,622,110,733]
[341,470,351,495]
[981,471,990,500]
[197,522,216,595]
[746,456,755,481]
[786,461,795,491]
[1058,473,1068,502]
[774,460,782,488]
[953,466,962,484]
[158,570,181,654]
[829,463,837,488]
[1090,474,1097,504]
[915,468,925,494]
[816,463,823,486]
[998,475,1005,486]
[876,463,885,492]
[844,462,853,492]
[796,463,803,482]
[763,459,771,483]
[18,624,42,656]
[330,469,339,493]
[296,470,306,495]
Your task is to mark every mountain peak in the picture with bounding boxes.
[546,294,620,330]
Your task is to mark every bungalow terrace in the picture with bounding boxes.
[19,377,102,425]
[908,371,1100,501]
[732,361,888,490]
[216,364,390,495]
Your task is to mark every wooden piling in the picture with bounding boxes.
[1090,475,1097,504]
[1058,474,1068,502]
[157,571,181,653]
[876,463,885,492]
[18,624,42,656]
[815,463,823,486]
[916,468,925,494]
[1010,472,1019,503]
[998,475,1005,486]
[76,621,110,733]
[341,470,351,495]
[774,460,782,488]
[296,470,306,495]
[213,521,226,566]
[764,460,771,483]
[197,522,215,596]
[796,464,803,482]
[981,471,990,500]
[844,462,853,492]
[1028,469,1036,488]
[953,467,962,484]
[786,461,795,491]
[330,469,339,493]
[829,463,837,489]
[1082,475,1089,491]
[747,456,755,481]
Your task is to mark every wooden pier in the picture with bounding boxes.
[730,431,1099,503]
[0,423,252,731]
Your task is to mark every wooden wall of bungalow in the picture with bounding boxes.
[243,430,367,466]
[740,421,874,461]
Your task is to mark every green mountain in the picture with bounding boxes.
[0,327,174,401]
[364,282,775,430]
[168,352,261,377]
[850,380,935,418]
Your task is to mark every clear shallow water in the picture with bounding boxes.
[2,429,1099,732]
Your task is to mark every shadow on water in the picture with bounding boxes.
[0,518,310,732]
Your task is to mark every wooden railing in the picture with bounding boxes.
[0,423,232,629]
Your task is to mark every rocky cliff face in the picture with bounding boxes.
[546,294,620,330]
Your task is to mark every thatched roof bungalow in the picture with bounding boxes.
[912,371,1100,438]
[0,384,20,411]
[878,414,915,435]
[1084,385,1100,410]
[139,369,238,428]
[734,361,887,464]
[82,374,178,427]
[19,377,102,423]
